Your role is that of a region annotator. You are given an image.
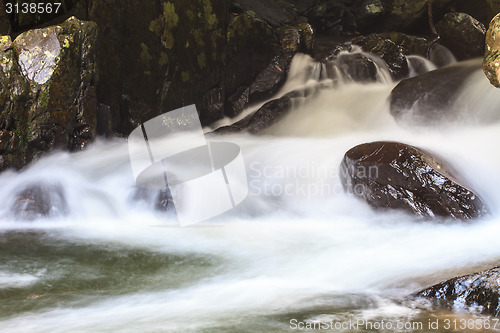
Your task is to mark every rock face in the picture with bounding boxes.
[436,12,486,60]
[0,17,97,170]
[390,59,480,126]
[417,266,500,316]
[12,183,68,220]
[483,13,500,87]
[88,0,314,134]
[340,141,488,220]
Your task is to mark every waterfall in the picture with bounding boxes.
[2,53,500,332]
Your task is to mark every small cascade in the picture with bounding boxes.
[407,55,437,78]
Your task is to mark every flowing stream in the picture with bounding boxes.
[2,52,500,332]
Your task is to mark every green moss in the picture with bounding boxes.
[197,52,206,69]
[149,1,179,49]
[163,2,179,29]
[39,90,50,108]
[192,28,205,47]
[181,71,190,82]
[159,52,169,66]
[366,3,382,14]
[203,0,218,28]
[140,43,152,67]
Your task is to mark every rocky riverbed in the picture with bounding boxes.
[2,1,500,331]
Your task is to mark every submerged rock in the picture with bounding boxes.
[483,13,500,87]
[436,12,486,60]
[131,187,176,213]
[12,183,68,220]
[390,59,479,126]
[340,141,488,220]
[0,17,97,170]
[417,266,500,316]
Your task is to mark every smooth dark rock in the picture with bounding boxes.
[12,183,68,220]
[417,266,500,316]
[340,141,488,220]
[225,86,250,118]
[436,12,486,60]
[390,60,480,126]
[245,95,293,134]
[249,56,288,103]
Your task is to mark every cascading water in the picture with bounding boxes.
[2,49,500,333]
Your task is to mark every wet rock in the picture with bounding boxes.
[335,53,380,83]
[12,183,68,220]
[245,95,292,134]
[352,34,410,79]
[416,266,500,316]
[340,141,488,220]
[0,17,97,170]
[390,60,479,126]
[225,86,250,118]
[248,56,288,102]
[436,12,486,60]
[224,13,283,112]
[483,13,500,87]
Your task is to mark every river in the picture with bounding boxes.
[1,52,500,332]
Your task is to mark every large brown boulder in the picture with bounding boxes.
[0,17,97,170]
[390,59,480,126]
[340,141,488,220]
[417,266,500,317]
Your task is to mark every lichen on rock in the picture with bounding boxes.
[483,13,500,87]
[0,17,98,170]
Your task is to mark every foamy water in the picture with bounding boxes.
[1,53,500,332]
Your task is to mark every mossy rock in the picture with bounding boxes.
[484,12,500,87]
[0,17,97,170]
[436,12,486,60]
[352,33,410,79]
